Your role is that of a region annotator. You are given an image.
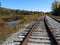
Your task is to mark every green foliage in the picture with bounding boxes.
[52,1,60,16]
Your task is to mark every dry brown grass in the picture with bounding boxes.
[0,14,42,44]
[54,16,60,19]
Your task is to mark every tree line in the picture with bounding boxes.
[0,7,45,16]
[52,1,60,16]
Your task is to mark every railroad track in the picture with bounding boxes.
[48,15,60,23]
[45,15,60,45]
[1,15,60,45]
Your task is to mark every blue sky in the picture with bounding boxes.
[0,0,54,12]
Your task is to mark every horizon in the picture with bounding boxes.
[0,0,54,12]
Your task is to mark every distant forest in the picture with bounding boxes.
[0,7,44,16]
